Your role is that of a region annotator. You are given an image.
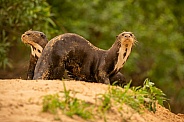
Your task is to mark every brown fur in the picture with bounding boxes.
[21,30,48,79]
[33,32,136,85]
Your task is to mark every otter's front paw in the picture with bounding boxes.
[104,78,110,84]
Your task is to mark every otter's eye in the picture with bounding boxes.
[26,33,31,36]
[122,33,125,36]
[38,49,41,53]
[40,33,45,38]
[130,34,132,36]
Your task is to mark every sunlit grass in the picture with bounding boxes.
[42,79,168,121]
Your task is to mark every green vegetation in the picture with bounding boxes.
[131,79,167,112]
[99,79,167,113]
[42,80,167,121]
[0,0,57,66]
[0,30,11,69]
[0,0,183,113]
[42,82,93,120]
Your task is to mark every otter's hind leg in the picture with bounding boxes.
[53,66,65,80]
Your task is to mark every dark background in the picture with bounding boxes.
[0,0,184,113]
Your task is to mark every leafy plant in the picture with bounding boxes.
[42,82,93,120]
[97,79,167,113]
[42,93,61,114]
[42,79,168,121]
[0,30,12,69]
[131,79,167,112]
[97,93,112,122]
[0,0,57,69]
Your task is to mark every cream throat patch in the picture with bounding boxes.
[30,42,43,58]
[113,43,132,71]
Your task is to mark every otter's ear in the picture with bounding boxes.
[116,35,118,38]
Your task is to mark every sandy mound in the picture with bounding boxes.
[0,79,183,122]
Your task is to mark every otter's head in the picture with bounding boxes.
[111,32,137,73]
[116,32,137,47]
[21,30,48,58]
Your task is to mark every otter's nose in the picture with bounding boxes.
[22,33,31,38]
[22,34,25,38]
[124,34,131,39]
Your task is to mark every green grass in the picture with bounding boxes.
[131,79,168,112]
[42,79,168,121]
[42,82,93,120]
[101,78,167,113]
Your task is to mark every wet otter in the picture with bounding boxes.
[21,30,127,85]
[21,30,48,79]
[33,32,136,85]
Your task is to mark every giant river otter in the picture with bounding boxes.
[21,30,48,79]
[21,30,127,85]
[29,31,136,85]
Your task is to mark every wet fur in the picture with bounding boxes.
[21,31,126,85]
[33,32,136,85]
[21,30,48,79]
